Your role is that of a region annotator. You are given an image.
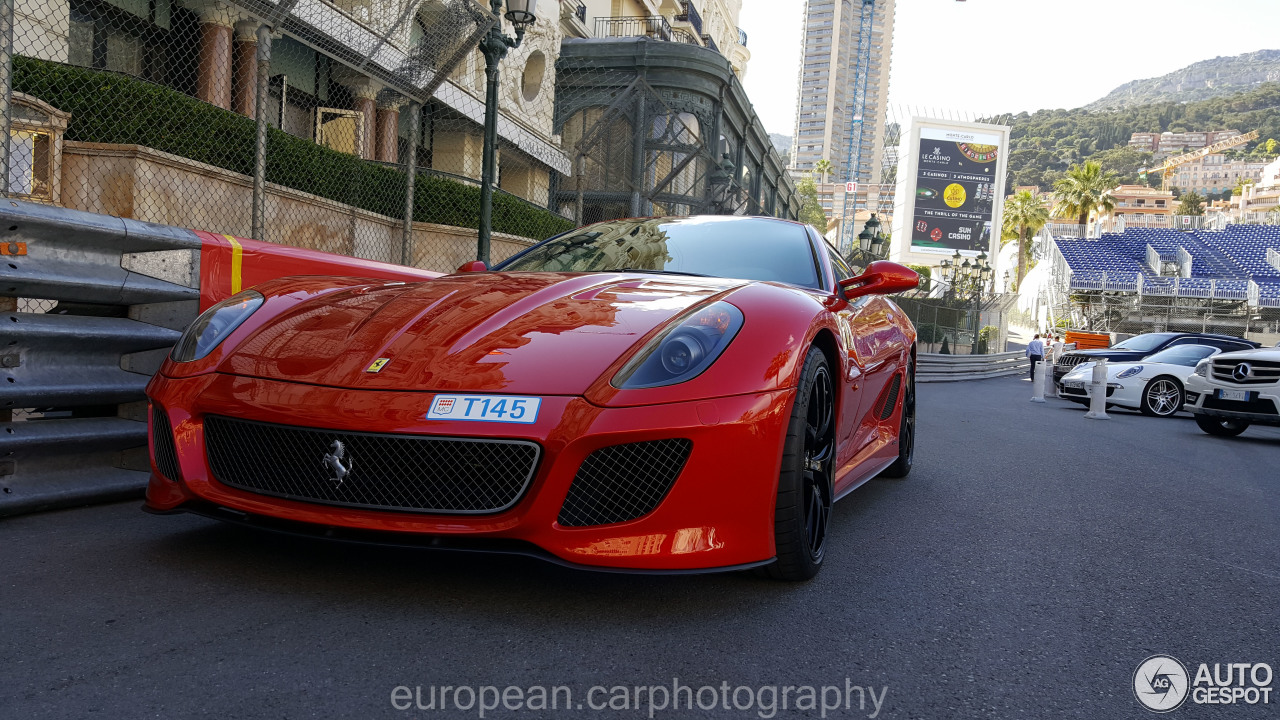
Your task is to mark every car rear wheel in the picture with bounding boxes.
[880,358,915,479]
[1194,414,1250,437]
[762,346,834,582]
[1140,377,1184,417]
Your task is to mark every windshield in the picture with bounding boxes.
[497,216,822,289]
[1110,334,1174,353]
[1143,345,1218,367]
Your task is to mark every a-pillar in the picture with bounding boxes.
[189,1,237,110]
[375,97,404,163]
[232,20,260,117]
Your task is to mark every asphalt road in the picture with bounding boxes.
[3,377,1277,720]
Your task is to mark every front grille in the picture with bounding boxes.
[1210,359,1280,386]
[878,374,902,421]
[151,406,181,481]
[1202,396,1279,416]
[1056,354,1087,370]
[203,415,540,514]
[558,439,692,527]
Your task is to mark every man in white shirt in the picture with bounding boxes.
[1049,335,1065,363]
[1026,334,1045,381]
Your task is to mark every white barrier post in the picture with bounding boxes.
[1030,356,1046,403]
[1044,357,1058,398]
[1084,359,1110,420]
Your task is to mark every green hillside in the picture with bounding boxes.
[999,82,1280,193]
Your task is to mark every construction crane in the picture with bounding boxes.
[837,0,877,255]
[1139,130,1260,190]
[837,0,967,254]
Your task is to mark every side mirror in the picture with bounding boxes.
[456,260,488,273]
[838,261,919,300]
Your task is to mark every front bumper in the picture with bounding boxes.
[1184,377,1280,426]
[145,372,794,571]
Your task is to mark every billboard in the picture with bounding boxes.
[907,125,1005,255]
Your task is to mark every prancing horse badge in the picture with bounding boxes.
[366,357,390,373]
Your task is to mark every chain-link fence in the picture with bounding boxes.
[0,0,796,276]
[890,291,1019,355]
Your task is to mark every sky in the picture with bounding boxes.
[739,0,1280,138]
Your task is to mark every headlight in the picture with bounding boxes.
[1194,360,1210,377]
[1117,365,1143,379]
[170,291,264,363]
[614,301,744,389]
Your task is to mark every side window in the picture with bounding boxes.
[1167,337,1199,347]
[827,247,855,283]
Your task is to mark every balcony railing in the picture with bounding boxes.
[595,16,700,45]
[701,33,718,53]
[674,1,703,36]
[738,27,748,46]
[570,0,585,23]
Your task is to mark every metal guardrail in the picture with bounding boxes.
[1,201,202,516]
[918,351,1029,383]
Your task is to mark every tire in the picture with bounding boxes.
[880,357,915,479]
[1140,376,1184,417]
[1194,413,1250,437]
[761,346,835,582]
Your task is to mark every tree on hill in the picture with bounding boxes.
[1002,190,1050,286]
[796,173,827,230]
[1053,162,1119,230]
[1177,191,1206,216]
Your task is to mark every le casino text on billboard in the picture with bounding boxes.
[910,127,1001,254]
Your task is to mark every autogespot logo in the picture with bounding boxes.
[1134,655,1190,713]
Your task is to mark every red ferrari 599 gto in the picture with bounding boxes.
[146,216,919,580]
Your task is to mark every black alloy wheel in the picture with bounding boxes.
[763,347,835,581]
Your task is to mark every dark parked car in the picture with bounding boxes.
[1053,332,1259,387]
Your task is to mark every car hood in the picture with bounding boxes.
[219,272,741,394]
[1063,348,1149,359]
[1064,360,1192,380]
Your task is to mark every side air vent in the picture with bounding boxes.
[151,406,181,481]
[877,374,902,421]
[558,439,693,527]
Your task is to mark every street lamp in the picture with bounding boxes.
[938,250,994,353]
[477,0,538,264]
[850,213,886,267]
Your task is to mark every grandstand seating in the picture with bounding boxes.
[1054,225,1280,306]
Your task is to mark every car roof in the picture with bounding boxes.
[1165,332,1259,345]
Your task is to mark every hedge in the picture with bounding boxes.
[14,56,574,240]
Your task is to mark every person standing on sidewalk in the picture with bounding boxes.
[1027,334,1045,381]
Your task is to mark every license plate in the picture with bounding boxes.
[427,394,542,424]
[1216,389,1249,402]
[1064,381,1084,389]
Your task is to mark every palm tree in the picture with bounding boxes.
[1053,161,1118,234]
[814,159,833,185]
[1002,190,1050,286]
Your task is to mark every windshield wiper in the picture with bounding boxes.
[612,268,713,277]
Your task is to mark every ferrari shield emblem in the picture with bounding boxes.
[366,357,390,373]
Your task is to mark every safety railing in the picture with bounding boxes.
[595,16,692,44]
[675,1,703,35]
[917,352,1028,383]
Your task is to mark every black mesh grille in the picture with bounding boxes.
[151,406,181,482]
[879,374,902,421]
[558,439,692,527]
[203,415,540,514]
